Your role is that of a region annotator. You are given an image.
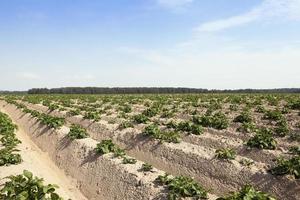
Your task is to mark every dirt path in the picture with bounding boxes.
[0,107,87,200]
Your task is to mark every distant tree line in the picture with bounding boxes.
[26,87,300,94]
[0,91,26,94]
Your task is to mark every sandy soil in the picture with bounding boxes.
[0,107,87,200]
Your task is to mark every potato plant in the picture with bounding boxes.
[156,174,208,199]
[0,170,63,200]
[217,185,276,200]
[95,139,125,158]
[141,163,153,172]
[40,114,65,129]
[193,111,229,130]
[143,124,180,143]
[246,128,277,150]
[122,157,137,164]
[215,148,236,160]
[67,124,89,140]
[269,156,300,179]
[0,112,22,166]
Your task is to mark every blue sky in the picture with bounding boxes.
[1,0,300,90]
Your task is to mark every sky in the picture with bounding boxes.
[1,0,300,90]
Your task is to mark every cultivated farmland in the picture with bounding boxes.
[0,93,299,199]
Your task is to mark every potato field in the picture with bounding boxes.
[0,93,299,200]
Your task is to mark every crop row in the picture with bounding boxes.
[2,98,293,199]
[2,98,300,198]
[0,111,21,166]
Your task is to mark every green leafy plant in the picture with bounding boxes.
[122,157,137,164]
[215,148,236,160]
[288,100,300,110]
[273,119,289,137]
[0,112,22,166]
[67,124,89,140]
[193,111,229,130]
[40,114,65,129]
[143,124,180,143]
[237,122,256,133]
[0,135,21,148]
[141,163,153,172]
[156,174,207,200]
[83,112,100,122]
[256,105,266,113]
[133,114,149,124]
[233,111,252,123]
[0,170,63,200]
[95,139,125,158]
[269,156,300,179]
[239,158,254,167]
[246,128,277,150]
[176,121,203,135]
[0,148,22,166]
[121,105,132,113]
[67,109,81,116]
[48,103,59,111]
[216,185,276,200]
[289,146,300,155]
[263,110,283,121]
[289,132,300,142]
[118,120,134,130]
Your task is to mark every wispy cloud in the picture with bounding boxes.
[156,0,194,9]
[197,0,300,32]
[118,46,175,66]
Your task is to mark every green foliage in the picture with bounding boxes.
[40,114,65,129]
[0,112,22,166]
[121,105,132,113]
[143,124,180,143]
[95,139,125,157]
[67,124,89,140]
[67,109,81,116]
[269,156,300,179]
[193,112,229,130]
[237,122,256,133]
[215,148,236,160]
[0,135,21,148]
[216,185,276,200]
[263,110,283,121]
[141,163,153,172]
[246,128,277,150]
[143,106,160,117]
[289,132,300,142]
[288,100,300,110]
[229,104,238,111]
[166,121,177,129]
[118,120,134,130]
[0,170,63,200]
[156,174,207,200]
[48,103,59,111]
[256,105,266,113]
[289,146,300,155]
[273,119,289,137]
[233,111,252,123]
[239,158,254,167]
[133,114,149,124]
[122,157,137,164]
[176,121,203,135]
[0,148,22,166]
[83,112,100,122]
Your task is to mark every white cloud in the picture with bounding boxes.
[156,0,194,9]
[197,0,300,32]
[17,72,40,80]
